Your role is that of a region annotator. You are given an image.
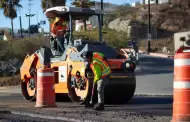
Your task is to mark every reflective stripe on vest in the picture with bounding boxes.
[90,53,111,78]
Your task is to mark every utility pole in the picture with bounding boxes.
[46,0,51,32]
[25,0,35,39]
[19,16,23,38]
[36,11,39,25]
[101,0,103,26]
[8,0,14,38]
[147,0,151,53]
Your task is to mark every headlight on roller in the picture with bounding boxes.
[125,63,130,68]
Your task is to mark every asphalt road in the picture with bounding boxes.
[0,92,172,122]
[0,54,174,122]
[0,53,174,96]
[135,54,174,95]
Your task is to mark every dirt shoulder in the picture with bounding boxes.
[0,75,20,87]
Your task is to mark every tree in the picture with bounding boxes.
[0,0,22,38]
[41,0,66,12]
[72,0,95,31]
[72,0,94,8]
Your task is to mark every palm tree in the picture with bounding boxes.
[72,0,95,31]
[0,0,22,38]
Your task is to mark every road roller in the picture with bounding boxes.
[20,6,136,104]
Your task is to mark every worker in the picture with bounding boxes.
[50,17,68,52]
[51,17,67,37]
[82,51,111,110]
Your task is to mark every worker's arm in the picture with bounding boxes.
[92,63,102,84]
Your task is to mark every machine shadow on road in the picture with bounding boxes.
[106,96,173,107]
[128,96,173,104]
[135,55,174,76]
[105,96,173,116]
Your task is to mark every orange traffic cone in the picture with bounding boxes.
[172,49,190,122]
[35,68,57,108]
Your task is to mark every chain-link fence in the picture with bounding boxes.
[129,23,174,53]
[130,23,158,41]
[0,58,22,77]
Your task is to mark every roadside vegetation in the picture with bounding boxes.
[0,35,46,61]
[0,28,129,61]
[74,27,129,48]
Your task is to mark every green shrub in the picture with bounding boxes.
[0,36,46,61]
[0,28,129,61]
[74,27,130,48]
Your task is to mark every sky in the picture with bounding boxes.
[0,0,140,32]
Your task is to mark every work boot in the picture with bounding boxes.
[94,103,104,110]
[85,102,94,108]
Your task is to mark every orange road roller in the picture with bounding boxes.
[20,6,136,104]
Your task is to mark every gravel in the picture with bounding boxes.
[0,110,68,122]
[8,107,172,122]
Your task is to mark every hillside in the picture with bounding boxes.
[137,0,190,32]
[105,0,190,53]
[107,0,190,32]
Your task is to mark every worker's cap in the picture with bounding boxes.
[82,51,93,60]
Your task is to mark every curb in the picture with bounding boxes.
[139,50,174,59]
[149,53,174,59]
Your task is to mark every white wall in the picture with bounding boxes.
[144,0,157,4]
[159,0,169,4]
[143,0,168,4]
[174,31,190,51]
[131,2,141,7]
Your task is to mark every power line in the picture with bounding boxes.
[26,0,35,39]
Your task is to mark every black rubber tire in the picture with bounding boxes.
[21,71,36,102]
[104,77,136,104]
[67,71,93,105]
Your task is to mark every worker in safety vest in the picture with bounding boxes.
[51,17,67,38]
[82,51,111,110]
[50,17,68,51]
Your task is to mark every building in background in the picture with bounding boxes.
[0,28,11,41]
[158,0,169,4]
[142,0,169,4]
[131,2,141,7]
